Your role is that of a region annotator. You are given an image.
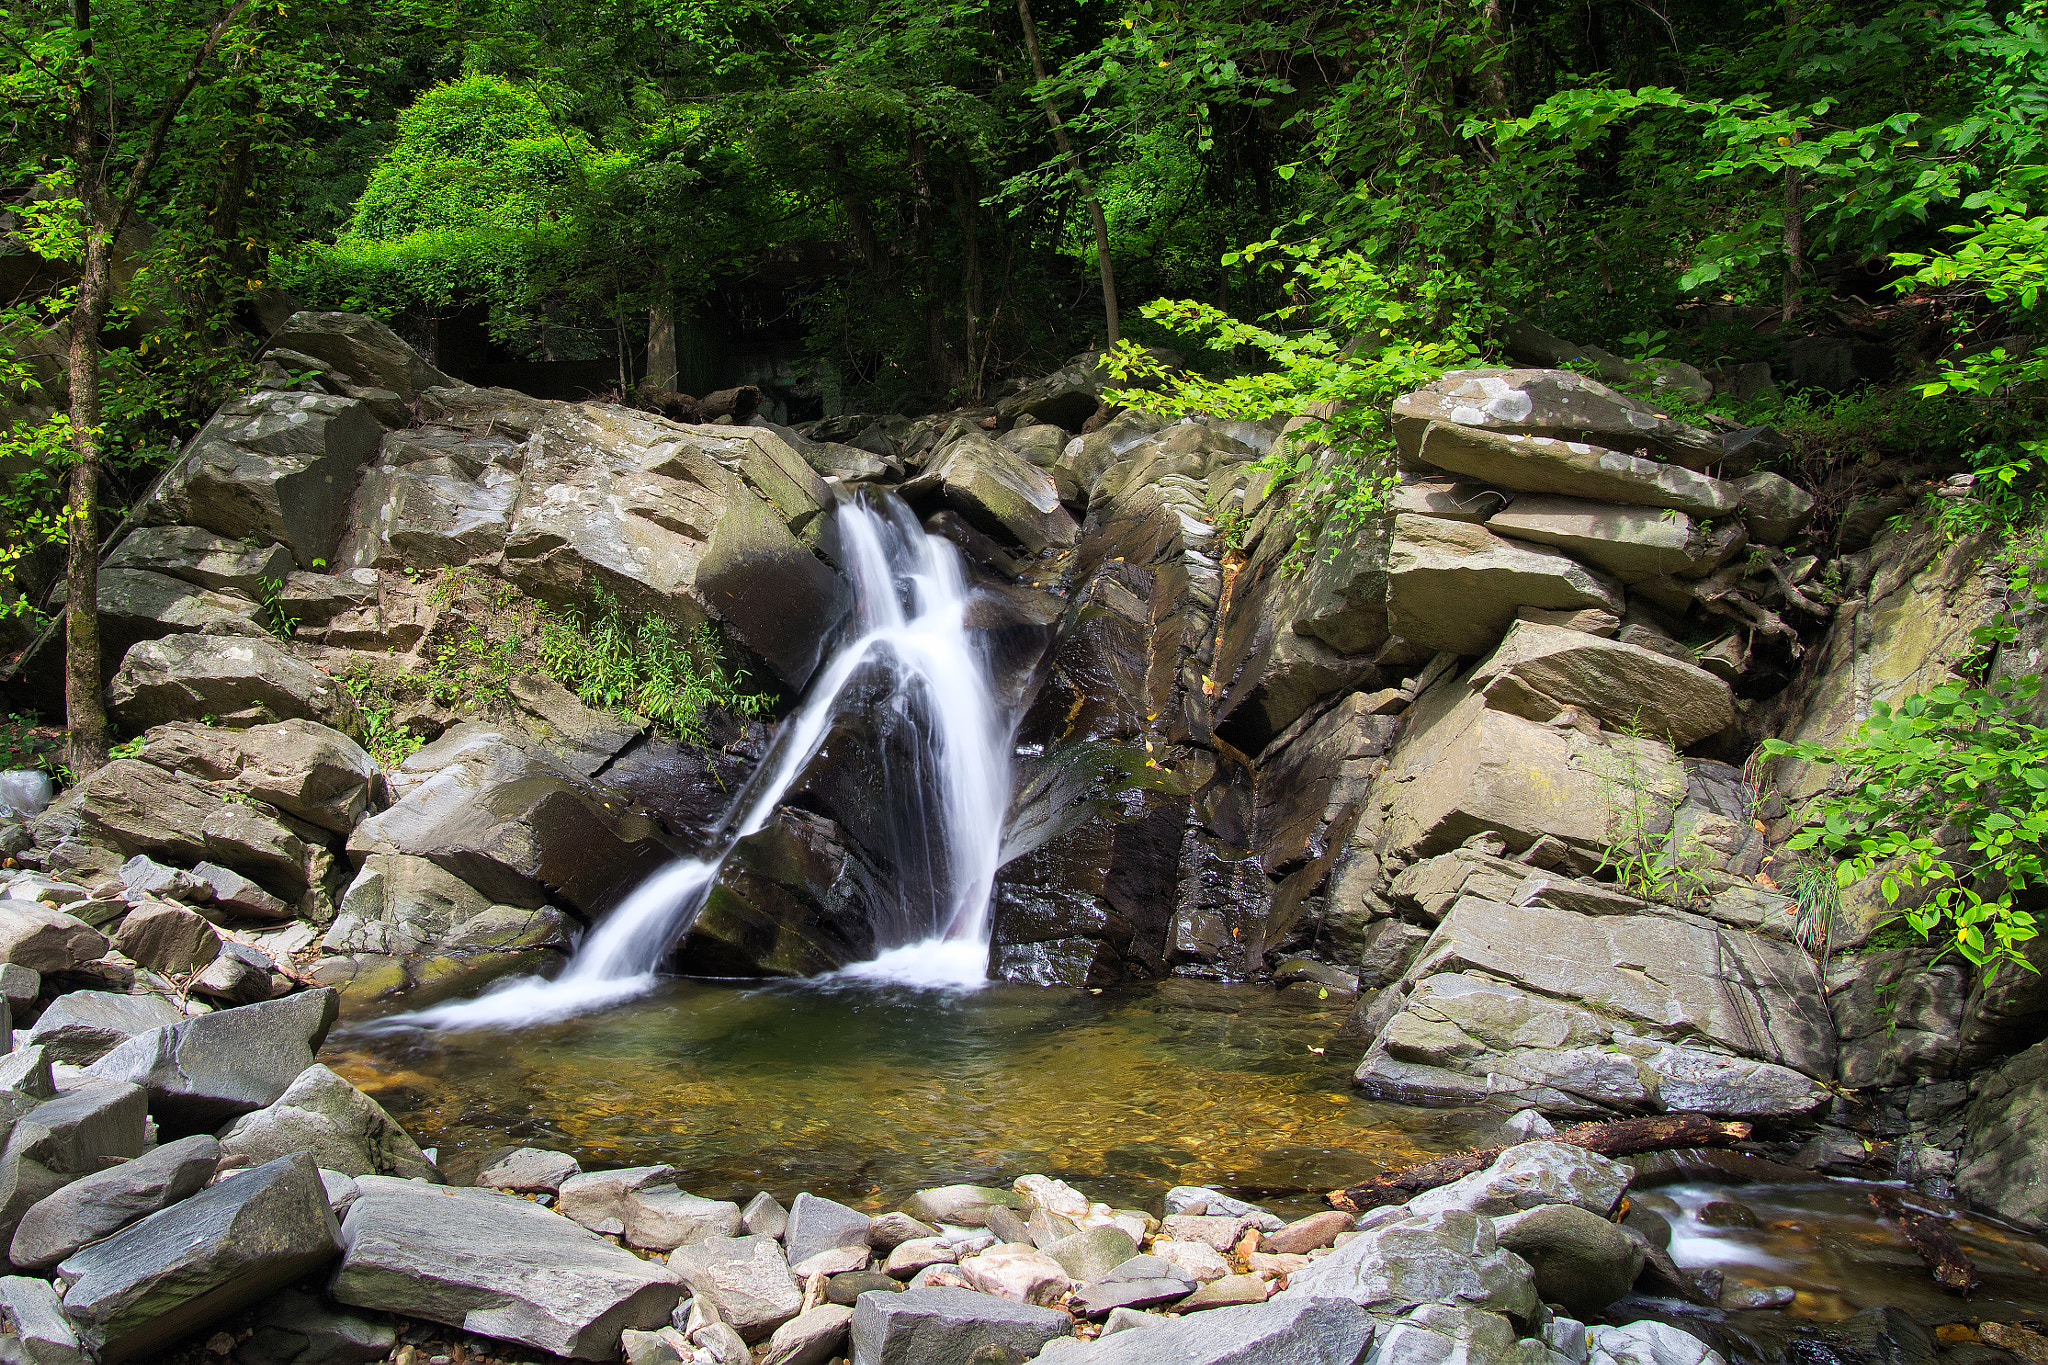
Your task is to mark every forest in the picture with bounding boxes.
[1,0,2046,769]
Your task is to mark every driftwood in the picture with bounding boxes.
[1326,1114,1753,1214]
[699,384,761,424]
[1868,1189,1981,1294]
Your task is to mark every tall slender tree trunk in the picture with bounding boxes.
[1017,0,1119,348]
[62,0,110,778]
[1782,131,1804,325]
[907,128,957,395]
[952,167,984,399]
[647,267,679,391]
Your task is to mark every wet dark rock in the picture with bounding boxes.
[1492,1203,1646,1319]
[232,1287,395,1365]
[680,808,884,977]
[86,989,340,1136]
[57,1152,340,1364]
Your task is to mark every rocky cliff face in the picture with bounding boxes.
[3,314,2042,1235]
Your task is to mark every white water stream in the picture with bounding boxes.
[382,493,1015,1030]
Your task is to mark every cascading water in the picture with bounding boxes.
[380,492,1015,1030]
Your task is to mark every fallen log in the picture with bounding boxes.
[1326,1114,1753,1214]
[1868,1190,1981,1294]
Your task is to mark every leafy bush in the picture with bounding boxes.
[1762,676,2046,973]
[537,585,772,744]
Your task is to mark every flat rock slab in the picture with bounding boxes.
[1405,421,1736,517]
[1388,515,1622,657]
[1041,1294,1375,1363]
[848,1286,1071,1365]
[25,992,184,1065]
[330,1175,681,1360]
[1470,619,1734,746]
[667,1234,801,1343]
[87,989,340,1136]
[12,1133,219,1270]
[1393,369,1724,470]
[58,1152,339,1364]
[477,1147,581,1193]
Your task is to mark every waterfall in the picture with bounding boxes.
[379,492,1015,1030]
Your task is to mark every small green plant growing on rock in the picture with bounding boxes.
[1761,676,2048,973]
[537,585,771,744]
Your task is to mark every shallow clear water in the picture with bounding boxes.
[326,978,1490,1218]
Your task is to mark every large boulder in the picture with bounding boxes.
[1393,369,1724,470]
[340,434,521,570]
[1279,1206,1535,1328]
[345,726,677,916]
[1390,897,1835,1078]
[501,403,848,689]
[11,1133,219,1271]
[1958,1036,2048,1231]
[0,902,108,974]
[103,526,294,596]
[86,989,341,1135]
[1485,496,1733,582]
[269,311,454,406]
[57,1152,340,1364]
[133,721,375,834]
[1468,621,1735,746]
[1368,668,1686,868]
[216,1064,436,1181]
[0,1083,151,1253]
[666,1234,802,1342]
[109,633,356,730]
[1404,423,1737,518]
[25,992,184,1065]
[148,389,384,567]
[1387,515,1623,657]
[330,1176,683,1359]
[1492,1204,1645,1319]
[909,429,1079,553]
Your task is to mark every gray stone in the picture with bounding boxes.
[147,388,383,568]
[134,720,375,835]
[1099,1306,1160,1337]
[231,1287,394,1365]
[0,1047,53,1100]
[10,1134,219,1270]
[216,1064,436,1181]
[867,1211,936,1252]
[0,905,105,975]
[761,1304,853,1365]
[1488,497,1712,582]
[1068,1278,1192,1317]
[910,429,1078,553]
[1491,1203,1645,1318]
[1394,369,1724,469]
[1278,1208,1533,1323]
[1043,1227,1138,1284]
[103,526,293,597]
[109,634,355,730]
[1397,897,1836,1078]
[743,1190,790,1239]
[476,1146,580,1193]
[0,1083,150,1253]
[25,993,183,1065]
[188,863,290,921]
[1388,515,1623,657]
[900,1185,1023,1228]
[884,1238,957,1279]
[112,901,221,975]
[667,1234,801,1343]
[0,965,36,1013]
[619,1326,688,1365]
[786,1192,872,1268]
[320,1170,360,1217]
[1161,1189,1285,1232]
[1959,1036,2048,1231]
[1405,422,1737,517]
[1642,1047,1826,1118]
[199,805,312,900]
[189,941,279,1005]
[1731,472,1815,545]
[117,855,213,904]
[1468,620,1734,746]
[621,1187,744,1252]
[270,312,454,405]
[57,1152,339,1364]
[330,1174,682,1359]
[1405,1141,1630,1220]
[847,1286,1072,1365]
[792,1243,870,1278]
[86,989,341,1135]
[0,1273,82,1365]
[827,1271,903,1306]
[1045,1295,1373,1363]
[1172,1275,1273,1312]
[556,1165,677,1235]
[1586,1322,1726,1365]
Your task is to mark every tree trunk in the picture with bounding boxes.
[1016,0,1119,348]
[61,0,110,778]
[907,127,957,395]
[952,167,984,400]
[1326,1115,1753,1214]
[1782,136,1804,325]
[647,268,679,391]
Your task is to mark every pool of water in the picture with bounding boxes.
[324,977,1492,1218]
